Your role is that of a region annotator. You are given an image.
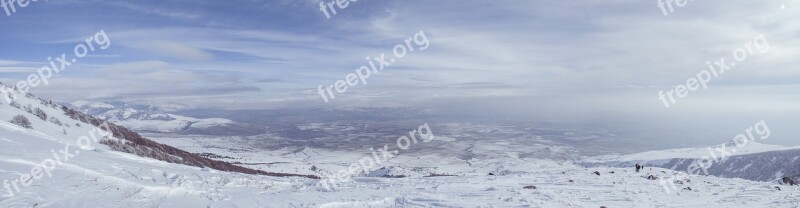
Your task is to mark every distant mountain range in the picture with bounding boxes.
[68,101,264,136]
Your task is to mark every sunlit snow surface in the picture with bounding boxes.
[1,94,799,207]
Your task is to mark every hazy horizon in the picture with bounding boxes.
[2,0,799,147]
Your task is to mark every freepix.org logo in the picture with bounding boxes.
[1,0,44,17]
[0,30,111,102]
[657,0,693,16]
[318,0,360,19]
[317,30,430,103]
[2,122,112,198]
[658,34,769,108]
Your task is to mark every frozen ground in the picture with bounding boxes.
[2,126,799,207]
[1,92,799,207]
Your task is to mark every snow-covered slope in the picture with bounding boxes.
[0,106,312,207]
[0,87,318,207]
[142,134,800,207]
[2,87,800,207]
[71,101,263,135]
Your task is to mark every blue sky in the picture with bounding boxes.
[0,0,797,117]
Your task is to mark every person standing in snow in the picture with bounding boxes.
[635,163,641,173]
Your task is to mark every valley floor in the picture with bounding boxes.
[1,116,798,207]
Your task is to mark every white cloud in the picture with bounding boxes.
[7,0,799,110]
[134,40,214,61]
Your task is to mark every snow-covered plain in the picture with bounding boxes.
[1,92,800,207]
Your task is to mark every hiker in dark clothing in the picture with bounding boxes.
[782,177,797,186]
[635,164,641,173]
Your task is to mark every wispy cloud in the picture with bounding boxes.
[0,0,796,112]
[133,40,214,61]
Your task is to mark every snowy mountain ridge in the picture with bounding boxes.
[582,141,800,183]
[70,101,264,135]
[0,84,316,176]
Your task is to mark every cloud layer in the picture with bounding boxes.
[0,0,797,114]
